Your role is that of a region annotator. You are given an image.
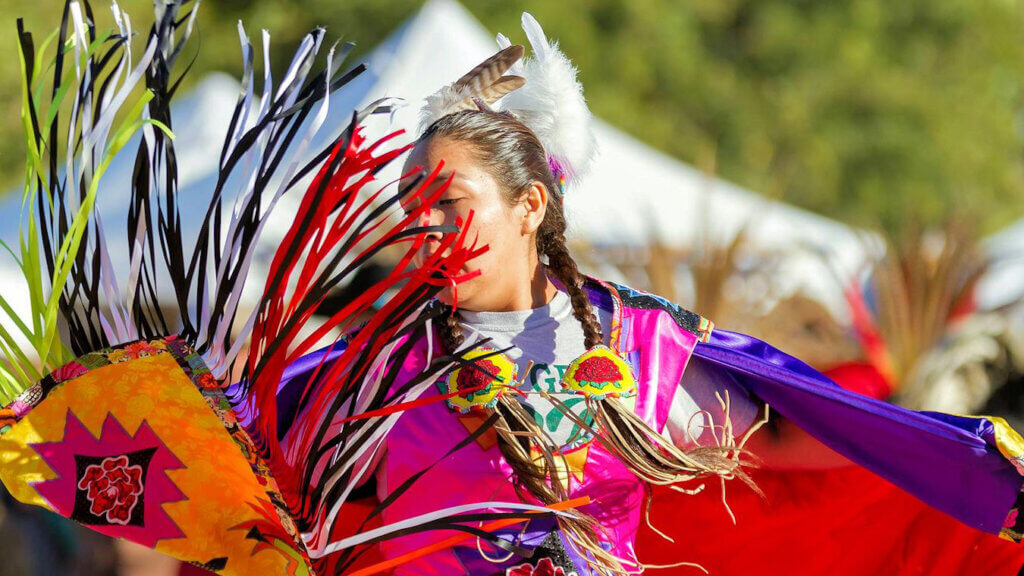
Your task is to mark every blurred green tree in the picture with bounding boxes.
[3,0,1023,234]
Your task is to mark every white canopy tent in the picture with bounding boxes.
[979,219,1024,312]
[0,73,243,350]
[350,1,861,241]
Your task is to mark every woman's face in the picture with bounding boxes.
[403,136,539,312]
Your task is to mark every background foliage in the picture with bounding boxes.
[4,0,1024,235]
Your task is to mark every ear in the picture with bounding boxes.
[520,180,548,236]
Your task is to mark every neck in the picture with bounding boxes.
[468,256,556,313]
[529,264,559,308]
[495,260,555,312]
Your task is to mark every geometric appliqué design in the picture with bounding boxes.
[31,412,186,546]
[452,519,581,576]
[609,281,713,342]
[506,557,577,576]
[73,448,155,526]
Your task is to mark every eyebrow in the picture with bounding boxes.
[399,169,460,197]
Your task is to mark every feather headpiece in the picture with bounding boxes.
[419,44,526,127]
[420,13,598,191]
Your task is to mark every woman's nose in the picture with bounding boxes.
[418,208,431,225]
[418,208,444,239]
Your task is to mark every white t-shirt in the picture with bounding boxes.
[458,289,758,448]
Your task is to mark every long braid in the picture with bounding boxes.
[541,229,603,349]
[439,308,465,352]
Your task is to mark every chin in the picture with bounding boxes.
[436,289,455,306]
[435,283,480,310]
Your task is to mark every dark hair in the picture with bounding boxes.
[420,109,603,352]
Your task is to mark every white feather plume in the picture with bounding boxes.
[497,13,598,187]
[419,13,597,189]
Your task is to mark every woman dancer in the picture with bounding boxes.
[272,15,1024,575]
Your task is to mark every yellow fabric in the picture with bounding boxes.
[531,443,591,484]
[0,353,306,576]
[990,416,1024,462]
[0,406,58,509]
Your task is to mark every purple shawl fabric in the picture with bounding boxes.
[694,328,1022,534]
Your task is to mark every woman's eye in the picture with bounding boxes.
[438,198,460,206]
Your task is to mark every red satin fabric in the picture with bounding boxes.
[181,477,1024,576]
[635,361,1024,576]
[821,362,893,400]
[636,466,1024,575]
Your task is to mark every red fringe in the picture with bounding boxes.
[239,124,486,548]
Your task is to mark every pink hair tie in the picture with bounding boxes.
[547,156,568,195]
